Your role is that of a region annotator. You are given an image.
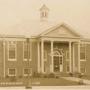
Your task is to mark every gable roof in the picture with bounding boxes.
[0,19,89,40]
[38,23,82,38]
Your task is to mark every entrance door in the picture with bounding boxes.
[53,56,60,72]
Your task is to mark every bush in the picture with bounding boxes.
[33,72,41,78]
[69,72,73,77]
[43,74,48,78]
[5,75,9,78]
[55,76,59,79]
[18,75,23,78]
[78,73,83,78]
[9,76,17,82]
[48,73,55,78]
[78,79,84,85]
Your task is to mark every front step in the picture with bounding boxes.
[55,72,70,77]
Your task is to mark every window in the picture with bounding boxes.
[23,42,31,61]
[80,44,86,61]
[8,41,16,61]
[8,68,16,76]
[23,68,32,76]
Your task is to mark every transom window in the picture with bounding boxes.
[8,68,16,76]
[53,49,63,56]
[23,68,32,76]
[8,41,16,61]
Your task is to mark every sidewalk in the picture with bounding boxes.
[62,77,90,85]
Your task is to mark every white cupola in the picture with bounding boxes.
[40,4,49,21]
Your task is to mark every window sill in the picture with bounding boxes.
[8,59,17,61]
[23,59,31,61]
[8,75,16,77]
[80,59,86,61]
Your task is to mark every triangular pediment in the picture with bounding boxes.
[39,23,81,38]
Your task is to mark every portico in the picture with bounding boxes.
[37,37,80,74]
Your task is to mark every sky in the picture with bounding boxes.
[0,0,90,38]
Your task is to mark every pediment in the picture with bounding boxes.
[40,23,81,38]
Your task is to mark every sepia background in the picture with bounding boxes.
[0,0,90,38]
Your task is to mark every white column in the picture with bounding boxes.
[51,41,54,73]
[78,42,80,72]
[3,41,5,77]
[69,41,72,72]
[73,43,75,72]
[37,42,40,73]
[41,40,44,73]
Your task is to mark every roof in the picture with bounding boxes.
[0,19,90,40]
[0,19,59,38]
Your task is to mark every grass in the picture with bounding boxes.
[0,77,80,86]
[82,75,90,80]
[31,78,79,86]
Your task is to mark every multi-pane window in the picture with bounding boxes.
[8,68,16,76]
[23,42,31,61]
[8,41,16,61]
[24,68,32,76]
[80,44,86,60]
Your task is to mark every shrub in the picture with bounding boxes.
[48,73,55,78]
[5,75,9,78]
[78,73,83,78]
[18,75,23,78]
[78,79,84,85]
[43,74,48,78]
[69,72,73,77]
[33,72,41,78]
[55,76,59,79]
[9,76,17,82]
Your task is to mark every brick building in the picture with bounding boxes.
[0,4,90,78]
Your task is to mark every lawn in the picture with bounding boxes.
[0,77,79,86]
[31,78,79,86]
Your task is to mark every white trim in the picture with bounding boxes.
[41,40,44,73]
[3,41,5,77]
[23,68,32,76]
[51,41,54,73]
[78,42,80,72]
[8,41,17,61]
[80,59,86,61]
[39,23,81,37]
[8,68,16,76]
[73,43,75,72]
[23,41,31,61]
[37,42,40,73]
[69,41,72,72]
